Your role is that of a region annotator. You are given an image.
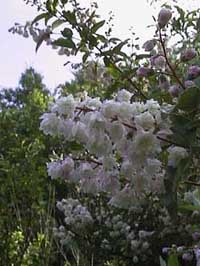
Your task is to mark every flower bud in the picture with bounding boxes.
[169,85,181,97]
[158,8,172,28]
[132,256,139,263]
[136,67,154,78]
[151,55,166,69]
[192,231,200,241]
[177,246,185,253]
[184,80,195,88]
[187,65,200,80]
[142,39,156,51]
[182,253,193,261]
[162,247,170,254]
[181,48,197,62]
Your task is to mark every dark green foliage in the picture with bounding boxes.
[0,68,56,266]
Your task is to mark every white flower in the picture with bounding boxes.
[135,111,155,131]
[168,146,188,167]
[78,163,94,179]
[62,157,74,177]
[84,97,102,109]
[134,130,161,158]
[118,102,134,120]
[40,113,60,136]
[145,99,160,116]
[88,112,106,132]
[87,134,112,157]
[131,102,146,115]
[51,95,76,116]
[100,170,120,194]
[47,161,63,179]
[109,185,138,209]
[57,118,74,140]
[108,121,125,142]
[146,159,162,175]
[101,100,120,118]
[120,160,133,178]
[102,156,117,171]
[72,122,88,143]
[117,89,132,102]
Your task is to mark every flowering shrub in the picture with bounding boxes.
[13,0,200,265]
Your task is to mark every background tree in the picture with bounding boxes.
[0,68,57,266]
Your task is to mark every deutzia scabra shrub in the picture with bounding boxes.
[14,0,200,265]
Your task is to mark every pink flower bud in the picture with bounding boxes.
[151,55,166,69]
[188,65,200,80]
[142,39,156,52]
[181,48,197,62]
[184,80,195,88]
[169,85,181,97]
[158,8,172,28]
[182,253,193,261]
[192,231,200,241]
[136,67,154,78]
[162,247,170,254]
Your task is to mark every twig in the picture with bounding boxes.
[159,29,186,90]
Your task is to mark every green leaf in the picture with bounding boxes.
[61,28,73,38]
[91,20,105,33]
[52,19,65,30]
[89,35,98,48]
[31,13,49,25]
[35,32,50,53]
[52,38,76,49]
[46,0,53,12]
[61,0,68,4]
[103,57,111,67]
[53,0,59,10]
[113,39,129,54]
[176,87,200,112]
[63,11,76,25]
[174,5,185,21]
[179,204,200,212]
[82,52,90,63]
[168,254,179,266]
[96,34,107,43]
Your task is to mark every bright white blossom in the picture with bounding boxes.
[40,89,173,206]
[40,113,60,136]
[135,111,155,131]
[117,89,132,102]
[51,95,76,117]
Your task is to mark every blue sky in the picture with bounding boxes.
[0,0,164,90]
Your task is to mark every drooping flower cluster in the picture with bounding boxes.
[40,89,188,209]
[56,198,93,229]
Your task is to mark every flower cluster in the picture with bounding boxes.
[39,89,187,209]
[56,198,93,229]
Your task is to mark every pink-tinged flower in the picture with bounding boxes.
[182,253,193,261]
[142,39,156,52]
[181,48,197,62]
[136,66,154,78]
[158,8,172,28]
[162,247,170,254]
[188,65,200,80]
[150,55,166,69]
[184,80,195,88]
[169,85,181,97]
[192,231,200,241]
